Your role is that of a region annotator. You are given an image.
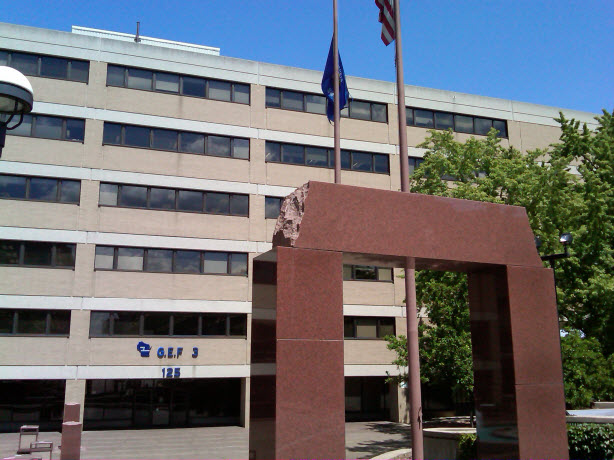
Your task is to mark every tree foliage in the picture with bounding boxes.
[386,110,614,409]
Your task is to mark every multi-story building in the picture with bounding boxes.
[0,22,598,432]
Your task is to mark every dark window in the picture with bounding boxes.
[177,190,203,212]
[112,312,141,335]
[415,109,434,128]
[0,241,20,265]
[265,196,283,219]
[117,247,144,271]
[202,314,226,335]
[11,114,32,136]
[17,310,48,334]
[229,253,248,276]
[350,100,371,120]
[154,72,179,93]
[65,119,85,141]
[229,194,249,216]
[182,76,206,97]
[233,84,250,104]
[305,94,326,114]
[99,183,118,206]
[90,311,111,336]
[351,152,372,171]
[174,250,201,274]
[143,313,170,335]
[106,65,125,86]
[179,132,205,154]
[11,52,38,75]
[40,56,68,79]
[146,249,173,273]
[409,156,424,175]
[493,120,507,138]
[371,103,388,122]
[435,112,454,130]
[207,136,231,157]
[474,118,493,136]
[204,252,228,274]
[208,80,231,102]
[0,175,26,198]
[29,177,58,201]
[60,180,81,203]
[455,115,474,134]
[229,314,247,336]
[406,107,414,126]
[149,187,175,210]
[23,242,52,266]
[119,185,147,208]
[34,116,62,140]
[305,147,328,167]
[265,88,281,108]
[1,310,69,336]
[102,123,122,145]
[124,125,150,148]
[173,313,199,335]
[70,60,89,83]
[281,144,304,164]
[127,68,153,90]
[49,311,71,335]
[152,129,178,151]
[281,91,304,111]
[232,138,250,159]
[341,150,351,169]
[373,154,389,174]
[205,192,229,214]
[55,244,76,267]
[94,246,114,270]
[0,309,13,334]
[265,142,281,162]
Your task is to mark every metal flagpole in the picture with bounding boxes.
[333,0,341,184]
[393,0,424,458]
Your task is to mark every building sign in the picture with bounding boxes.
[136,341,199,379]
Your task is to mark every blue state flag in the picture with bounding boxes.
[321,38,350,123]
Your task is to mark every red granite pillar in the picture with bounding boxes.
[249,247,345,459]
[468,266,568,460]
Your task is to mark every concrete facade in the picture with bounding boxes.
[0,22,597,432]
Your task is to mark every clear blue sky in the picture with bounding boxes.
[3,0,613,114]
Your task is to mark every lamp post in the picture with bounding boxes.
[0,66,34,158]
[536,232,573,325]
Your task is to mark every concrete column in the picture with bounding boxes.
[64,379,86,423]
[60,421,82,460]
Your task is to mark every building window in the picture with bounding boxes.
[0,174,80,204]
[266,87,387,122]
[265,196,284,219]
[94,246,248,276]
[344,317,395,339]
[0,309,71,336]
[102,122,249,159]
[106,64,250,104]
[89,311,247,337]
[0,240,76,268]
[343,265,393,282]
[408,156,425,175]
[0,50,89,83]
[7,114,85,142]
[98,182,249,216]
[406,107,508,138]
[265,141,389,174]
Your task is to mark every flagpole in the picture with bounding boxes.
[333,0,341,184]
[393,0,424,458]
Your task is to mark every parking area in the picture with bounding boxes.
[0,422,412,460]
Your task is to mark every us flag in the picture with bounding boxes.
[376,0,395,45]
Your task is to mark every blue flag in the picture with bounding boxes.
[321,37,350,123]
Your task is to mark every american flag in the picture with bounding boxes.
[376,0,395,45]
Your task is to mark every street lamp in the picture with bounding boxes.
[0,66,34,158]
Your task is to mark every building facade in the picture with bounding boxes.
[0,22,598,432]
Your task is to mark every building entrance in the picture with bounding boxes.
[84,378,240,430]
[345,377,390,422]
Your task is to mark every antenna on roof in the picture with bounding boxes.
[135,22,141,43]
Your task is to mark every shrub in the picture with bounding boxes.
[456,433,477,460]
[567,423,614,460]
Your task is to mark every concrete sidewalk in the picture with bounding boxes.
[0,422,412,460]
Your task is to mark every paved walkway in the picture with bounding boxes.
[0,422,412,460]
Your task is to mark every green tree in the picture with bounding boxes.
[386,110,614,409]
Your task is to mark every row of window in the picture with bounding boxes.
[0,309,71,336]
[90,311,246,337]
[95,246,248,276]
[103,122,249,159]
[266,88,388,123]
[8,114,85,142]
[107,65,250,104]
[344,317,395,339]
[0,174,80,204]
[406,107,508,138]
[99,183,249,216]
[0,241,76,268]
[265,141,390,174]
[1,49,89,83]
[343,265,393,282]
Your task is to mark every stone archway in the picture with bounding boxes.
[249,181,567,460]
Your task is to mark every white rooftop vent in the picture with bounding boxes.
[71,25,220,56]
